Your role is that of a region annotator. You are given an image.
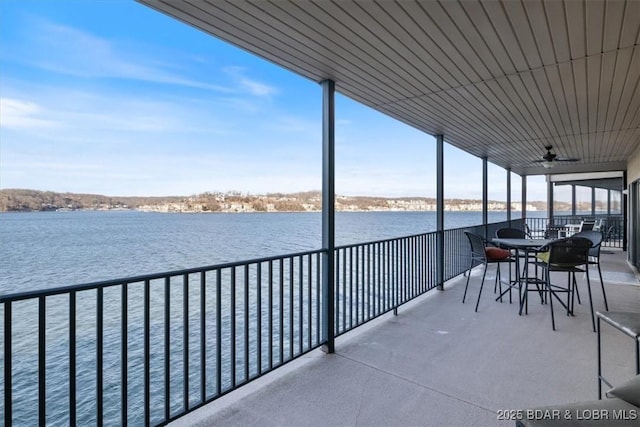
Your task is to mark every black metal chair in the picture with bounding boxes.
[536,236,594,331]
[573,230,609,311]
[544,224,565,239]
[462,231,516,312]
[579,219,597,232]
[600,225,616,254]
[495,226,535,277]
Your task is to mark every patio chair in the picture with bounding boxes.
[536,236,594,331]
[523,223,543,238]
[495,227,536,280]
[601,225,616,254]
[573,230,609,311]
[579,219,596,232]
[462,231,516,312]
[544,223,566,239]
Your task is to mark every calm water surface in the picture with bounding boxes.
[0,210,542,294]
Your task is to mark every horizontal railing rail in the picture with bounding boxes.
[0,216,544,426]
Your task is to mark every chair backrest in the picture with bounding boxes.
[496,227,526,239]
[603,225,614,242]
[573,230,603,257]
[464,231,486,258]
[579,220,596,232]
[544,227,561,239]
[572,230,603,246]
[546,236,592,266]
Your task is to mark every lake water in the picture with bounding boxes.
[0,210,544,295]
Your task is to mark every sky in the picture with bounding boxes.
[0,0,548,201]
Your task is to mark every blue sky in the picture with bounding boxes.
[0,0,548,201]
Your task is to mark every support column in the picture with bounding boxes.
[506,168,512,223]
[607,189,611,215]
[592,187,596,216]
[623,171,628,251]
[572,185,576,216]
[482,157,488,237]
[436,135,445,291]
[547,178,554,225]
[522,175,527,220]
[321,79,335,353]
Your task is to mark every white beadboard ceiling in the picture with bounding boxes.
[138,0,639,176]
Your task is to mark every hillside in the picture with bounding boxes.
[0,189,551,213]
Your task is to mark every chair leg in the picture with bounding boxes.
[573,274,582,304]
[508,261,513,304]
[475,264,489,312]
[547,269,556,331]
[496,263,503,302]
[567,273,576,316]
[566,273,572,316]
[585,267,596,332]
[597,262,608,311]
[462,260,474,303]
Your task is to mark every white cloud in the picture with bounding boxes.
[223,66,278,97]
[0,98,61,130]
[239,77,278,97]
[19,20,233,92]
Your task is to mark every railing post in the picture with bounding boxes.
[321,79,335,353]
[4,302,11,426]
[436,134,445,291]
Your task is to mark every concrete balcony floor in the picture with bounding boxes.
[173,250,639,427]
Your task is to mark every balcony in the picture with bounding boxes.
[2,1,638,424]
[2,218,638,425]
[173,248,639,426]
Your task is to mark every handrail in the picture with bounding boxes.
[0,249,325,303]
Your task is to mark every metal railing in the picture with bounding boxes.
[0,217,531,426]
[525,214,624,248]
[334,233,437,336]
[1,251,325,426]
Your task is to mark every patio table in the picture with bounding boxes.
[492,238,552,315]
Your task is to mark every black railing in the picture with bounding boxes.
[525,214,624,248]
[1,251,325,426]
[0,217,531,426]
[334,233,436,336]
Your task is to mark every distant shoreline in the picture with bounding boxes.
[0,208,533,214]
[1,189,556,213]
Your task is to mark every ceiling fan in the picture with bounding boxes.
[533,145,579,169]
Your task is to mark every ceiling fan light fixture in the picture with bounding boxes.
[541,160,555,169]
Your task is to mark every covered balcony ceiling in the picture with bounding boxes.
[139,0,640,176]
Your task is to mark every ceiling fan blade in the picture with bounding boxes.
[531,145,580,164]
[532,157,580,163]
